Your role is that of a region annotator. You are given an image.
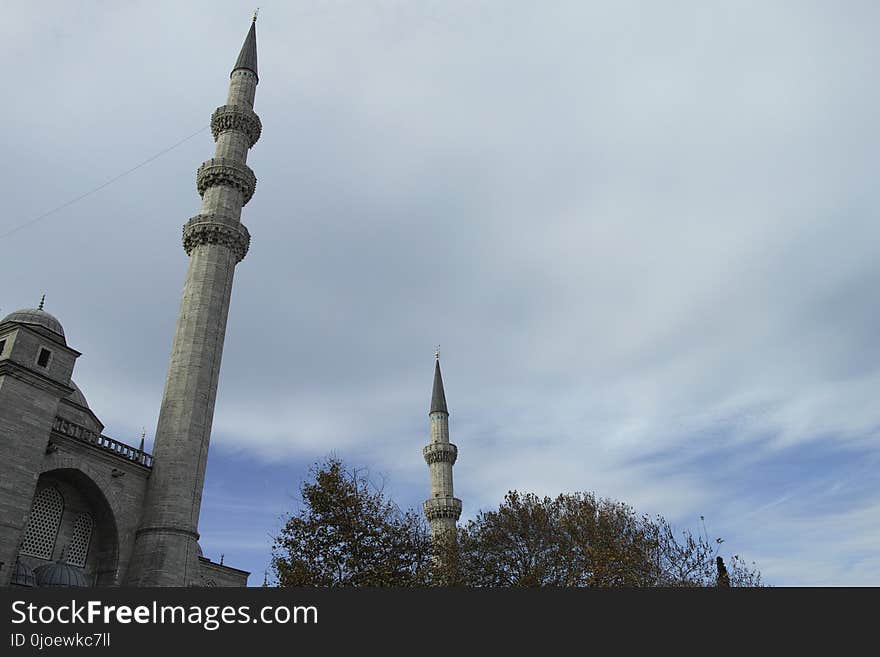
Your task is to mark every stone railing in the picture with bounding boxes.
[196,157,257,205]
[183,214,251,262]
[210,104,262,147]
[51,417,153,468]
[423,442,458,465]
[423,496,462,522]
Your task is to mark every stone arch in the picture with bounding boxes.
[31,467,119,586]
[41,455,122,527]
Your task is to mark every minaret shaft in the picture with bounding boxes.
[125,22,260,586]
[428,413,454,496]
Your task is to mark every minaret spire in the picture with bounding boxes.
[430,355,448,415]
[126,20,262,586]
[232,16,258,80]
[423,353,462,542]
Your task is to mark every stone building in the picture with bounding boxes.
[0,18,261,588]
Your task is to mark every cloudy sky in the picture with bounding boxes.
[3,0,879,585]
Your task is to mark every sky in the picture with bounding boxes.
[2,0,879,585]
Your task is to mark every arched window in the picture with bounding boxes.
[67,513,94,567]
[20,488,64,560]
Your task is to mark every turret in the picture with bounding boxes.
[0,300,79,586]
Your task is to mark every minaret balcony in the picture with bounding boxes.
[183,214,250,262]
[196,158,257,205]
[423,497,462,522]
[211,105,262,148]
[423,442,458,465]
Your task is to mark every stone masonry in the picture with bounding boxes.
[124,19,261,586]
[0,320,77,584]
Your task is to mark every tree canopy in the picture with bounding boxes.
[442,490,761,587]
[271,458,434,586]
[270,457,761,587]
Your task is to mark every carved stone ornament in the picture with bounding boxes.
[196,158,257,205]
[210,104,262,148]
[423,497,463,521]
[423,442,458,465]
[182,215,251,262]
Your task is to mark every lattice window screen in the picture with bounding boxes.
[67,513,94,567]
[20,488,64,560]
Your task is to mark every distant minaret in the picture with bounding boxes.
[423,351,462,538]
[126,18,262,586]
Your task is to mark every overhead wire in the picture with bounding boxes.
[0,125,209,240]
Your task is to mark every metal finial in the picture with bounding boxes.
[435,345,440,360]
[38,294,45,311]
[253,8,259,22]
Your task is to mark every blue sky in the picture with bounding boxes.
[2,0,879,585]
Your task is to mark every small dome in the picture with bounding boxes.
[66,381,90,409]
[33,561,89,587]
[10,560,36,587]
[1,308,65,342]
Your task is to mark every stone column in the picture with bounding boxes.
[125,21,261,586]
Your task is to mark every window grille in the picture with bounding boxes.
[36,347,51,368]
[67,513,93,567]
[20,488,64,560]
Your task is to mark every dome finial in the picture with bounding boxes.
[38,294,45,311]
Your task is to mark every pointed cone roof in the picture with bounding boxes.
[232,19,258,79]
[430,358,448,415]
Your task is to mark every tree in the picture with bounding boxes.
[441,491,762,587]
[269,458,762,587]
[270,458,434,586]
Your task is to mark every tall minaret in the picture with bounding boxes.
[126,18,262,586]
[423,352,462,539]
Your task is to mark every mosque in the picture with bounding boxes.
[0,18,462,587]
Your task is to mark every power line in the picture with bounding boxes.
[0,125,209,240]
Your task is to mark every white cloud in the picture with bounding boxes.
[4,0,880,584]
